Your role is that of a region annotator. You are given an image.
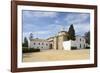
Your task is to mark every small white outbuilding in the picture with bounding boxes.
[63,36,87,50]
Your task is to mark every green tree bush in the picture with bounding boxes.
[68,24,76,40]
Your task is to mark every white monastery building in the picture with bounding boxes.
[28,25,89,51]
[29,38,51,50]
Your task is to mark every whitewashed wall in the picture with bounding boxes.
[75,36,86,49]
[30,41,50,50]
[63,41,71,50]
[63,36,86,50]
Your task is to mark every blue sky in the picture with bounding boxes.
[22,10,90,40]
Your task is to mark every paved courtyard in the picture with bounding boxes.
[23,49,90,62]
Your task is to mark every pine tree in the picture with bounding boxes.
[68,24,76,40]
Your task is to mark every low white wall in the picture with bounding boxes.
[63,41,71,50]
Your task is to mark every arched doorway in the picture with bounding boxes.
[49,44,53,49]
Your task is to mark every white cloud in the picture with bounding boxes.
[75,24,90,35]
[23,11,32,18]
[55,20,59,24]
[73,23,90,36]
[24,23,36,28]
[47,24,62,32]
[32,31,51,34]
[33,12,57,18]
[48,24,61,29]
[23,30,53,40]
[65,13,90,24]
[64,13,90,36]
[23,31,51,38]
[23,23,38,32]
[24,11,58,18]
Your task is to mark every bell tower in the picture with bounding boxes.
[58,25,66,36]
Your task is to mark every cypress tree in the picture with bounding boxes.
[68,24,76,40]
[23,37,28,47]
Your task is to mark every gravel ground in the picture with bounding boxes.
[23,49,90,62]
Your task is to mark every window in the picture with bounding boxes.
[46,44,48,46]
[80,44,81,48]
[34,43,35,45]
[80,38,81,41]
[38,43,40,45]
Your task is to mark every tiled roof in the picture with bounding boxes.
[31,38,48,42]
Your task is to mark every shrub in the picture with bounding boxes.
[22,47,40,53]
[71,46,77,50]
[85,47,90,49]
[29,48,40,52]
[22,47,28,53]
